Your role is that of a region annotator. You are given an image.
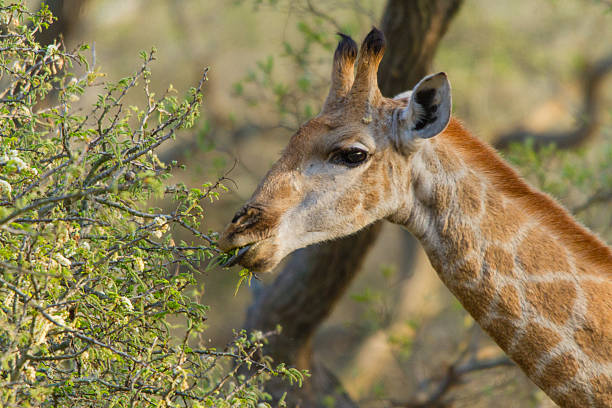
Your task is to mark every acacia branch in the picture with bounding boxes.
[391,356,514,408]
[572,188,612,214]
[0,275,146,366]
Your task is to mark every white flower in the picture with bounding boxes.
[151,216,168,238]
[24,365,36,382]
[79,241,90,251]
[51,314,66,327]
[0,179,11,196]
[33,313,66,345]
[0,152,29,172]
[119,296,134,312]
[134,257,145,272]
[34,320,52,345]
[45,44,59,56]
[10,157,28,171]
[54,253,72,267]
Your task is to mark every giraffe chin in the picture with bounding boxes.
[228,239,281,273]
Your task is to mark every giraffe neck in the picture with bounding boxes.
[388,120,612,407]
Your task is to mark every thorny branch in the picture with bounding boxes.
[387,326,514,408]
[494,52,612,150]
[572,189,612,214]
[0,5,309,406]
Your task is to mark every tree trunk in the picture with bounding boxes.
[35,0,89,47]
[244,1,464,406]
[493,53,612,150]
[377,0,464,96]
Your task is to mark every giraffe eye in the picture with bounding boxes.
[333,148,369,167]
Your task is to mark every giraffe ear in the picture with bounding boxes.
[396,72,451,142]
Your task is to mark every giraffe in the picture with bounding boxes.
[219,28,612,407]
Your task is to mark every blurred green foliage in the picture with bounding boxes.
[232,0,375,130]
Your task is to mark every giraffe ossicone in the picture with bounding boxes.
[219,27,612,407]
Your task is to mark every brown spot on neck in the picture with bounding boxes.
[538,352,579,389]
[511,322,561,375]
[439,220,477,265]
[455,172,482,217]
[574,280,612,363]
[481,192,526,243]
[517,229,570,274]
[454,268,495,321]
[483,318,519,351]
[496,285,522,319]
[484,246,515,277]
[525,281,576,325]
[590,374,612,407]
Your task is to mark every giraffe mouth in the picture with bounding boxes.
[220,244,254,267]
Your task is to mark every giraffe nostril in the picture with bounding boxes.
[231,207,247,224]
[231,205,262,227]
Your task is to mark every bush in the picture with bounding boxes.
[0,3,304,407]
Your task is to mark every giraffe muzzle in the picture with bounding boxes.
[220,244,253,267]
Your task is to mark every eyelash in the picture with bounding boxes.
[330,148,369,167]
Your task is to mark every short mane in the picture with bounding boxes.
[440,118,612,273]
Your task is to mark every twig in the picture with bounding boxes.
[389,356,513,407]
[494,52,612,151]
[572,189,612,213]
[0,275,147,366]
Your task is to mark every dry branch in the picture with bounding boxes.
[494,53,612,150]
[391,356,514,408]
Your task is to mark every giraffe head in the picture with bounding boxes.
[219,28,451,271]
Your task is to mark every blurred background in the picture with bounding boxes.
[32,0,612,406]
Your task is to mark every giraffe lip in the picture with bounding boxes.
[221,244,254,267]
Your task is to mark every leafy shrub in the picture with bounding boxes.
[0,2,304,407]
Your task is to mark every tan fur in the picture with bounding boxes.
[454,256,481,281]
[219,29,612,407]
[481,193,525,242]
[455,173,482,216]
[575,280,612,363]
[511,322,562,374]
[484,246,515,277]
[541,353,580,388]
[442,119,612,272]
[497,285,522,319]
[590,375,612,407]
